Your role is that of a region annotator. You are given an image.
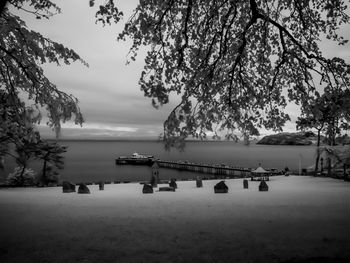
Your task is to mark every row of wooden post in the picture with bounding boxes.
[147,162,268,193]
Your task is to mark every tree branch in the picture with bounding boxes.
[177,0,192,67]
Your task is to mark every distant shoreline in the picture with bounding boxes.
[48,139,316,147]
[47,139,248,143]
[46,138,259,143]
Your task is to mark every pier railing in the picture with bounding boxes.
[157,160,252,177]
[115,158,257,177]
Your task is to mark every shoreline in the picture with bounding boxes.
[1,172,348,188]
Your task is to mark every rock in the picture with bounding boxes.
[159,186,175,192]
[196,177,203,188]
[98,181,104,190]
[243,179,248,189]
[259,180,269,191]
[142,184,154,194]
[169,178,177,189]
[214,181,228,193]
[62,181,75,193]
[284,167,290,176]
[78,183,90,194]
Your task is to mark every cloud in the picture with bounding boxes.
[61,122,138,132]
[37,122,161,140]
[15,0,350,140]
[16,0,169,139]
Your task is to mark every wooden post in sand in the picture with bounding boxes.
[151,161,160,187]
[243,179,248,189]
[196,176,203,188]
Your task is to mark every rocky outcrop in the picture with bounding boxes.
[259,180,269,191]
[214,181,228,193]
[142,184,154,194]
[62,181,75,193]
[78,183,90,194]
[169,179,177,189]
[257,132,316,145]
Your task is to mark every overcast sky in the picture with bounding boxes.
[15,0,350,140]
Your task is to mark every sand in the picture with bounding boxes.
[0,176,349,263]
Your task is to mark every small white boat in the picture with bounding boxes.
[131,152,150,159]
[116,152,154,165]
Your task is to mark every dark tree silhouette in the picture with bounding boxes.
[298,89,350,174]
[0,1,8,15]
[92,0,350,148]
[1,0,85,166]
[34,140,67,186]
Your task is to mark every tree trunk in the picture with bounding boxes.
[327,158,332,177]
[0,156,4,170]
[314,129,322,174]
[315,154,320,175]
[19,165,26,186]
[42,160,47,185]
[327,121,335,177]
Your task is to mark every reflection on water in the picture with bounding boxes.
[0,140,316,183]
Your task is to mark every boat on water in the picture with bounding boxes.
[131,152,154,159]
[115,152,155,165]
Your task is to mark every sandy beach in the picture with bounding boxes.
[0,175,349,263]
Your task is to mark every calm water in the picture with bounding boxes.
[1,140,316,183]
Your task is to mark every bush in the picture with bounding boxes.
[37,165,60,186]
[7,167,36,186]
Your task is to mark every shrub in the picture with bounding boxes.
[7,167,36,186]
[37,165,60,186]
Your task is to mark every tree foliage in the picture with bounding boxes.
[0,0,85,164]
[34,139,66,186]
[297,88,350,173]
[7,166,36,186]
[0,104,66,185]
[93,0,350,147]
[297,89,350,146]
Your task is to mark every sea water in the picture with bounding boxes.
[0,140,316,183]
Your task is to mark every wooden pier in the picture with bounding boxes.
[156,160,252,178]
[115,158,254,178]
